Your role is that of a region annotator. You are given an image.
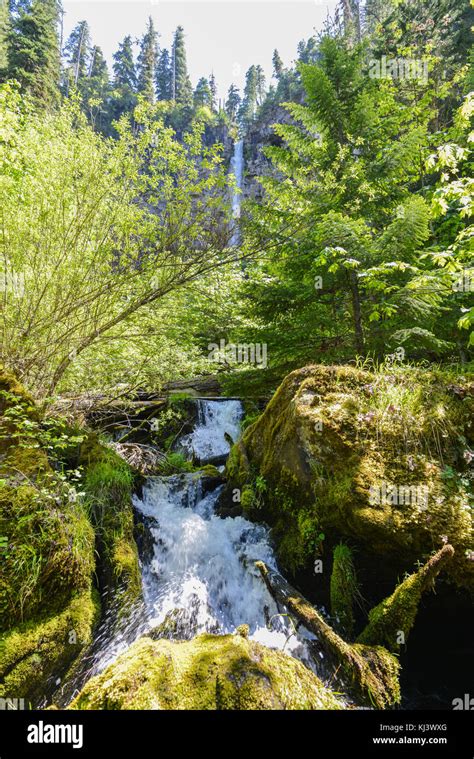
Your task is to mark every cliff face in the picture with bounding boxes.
[226,364,474,594]
[242,103,294,202]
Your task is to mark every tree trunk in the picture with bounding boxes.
[348,270,364,354]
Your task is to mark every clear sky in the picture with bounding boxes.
[62,0,338,101]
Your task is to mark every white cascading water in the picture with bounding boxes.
[136,400,316,666]
[61,400,325,702]
[230,139,244,247]
[179,399,242,462]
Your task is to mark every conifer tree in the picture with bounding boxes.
[193,76,211,108]
[272,49,284,79]
[255,64,266,105]
[0,0,10,77]
[7,0,61,106]
[113,34,136,89]
[82,45,110,131]
[63,20,91,93]
[155,47,171,100]
[225,83,240,123]
[137,15,158,103]
[238,65,258,125]
[171,25,192,106]
[209,71,217,111]
[110,34,136,123]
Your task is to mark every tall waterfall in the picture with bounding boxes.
[230,139,244,247]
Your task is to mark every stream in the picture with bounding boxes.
[58,399,327,705]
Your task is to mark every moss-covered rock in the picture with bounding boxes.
[0,367,99,705]
[0,368,95,630]
[69,633,344,710]
[227,365,473,591]
[0,589,100,706]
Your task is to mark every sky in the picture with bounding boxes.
[62,0,338,101]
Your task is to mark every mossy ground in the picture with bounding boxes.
[0,366,141,704]
[69,632,344,710]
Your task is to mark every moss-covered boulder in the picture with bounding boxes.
[227,364,473,591]
[0,590,100,706]
[0,366,101,704]
[0,367,96,631]
[69,631,344,710]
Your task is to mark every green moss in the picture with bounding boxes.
[69,633,344,711]
[240,485,256,513]
[227,364,474,592]
[357,544,455,653]
[0,589,100,706]
[330,544,359,638]
[198,464,221,478]
[80,435,141,607]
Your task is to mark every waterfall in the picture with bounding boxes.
[179,399,243,463]
[230,139,244,247]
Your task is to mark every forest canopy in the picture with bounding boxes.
[0,0,472,398]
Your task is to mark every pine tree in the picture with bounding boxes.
[171,26,192,106]
[110,34,136,123]
[84,45,109,100]
[82,45,110,131]
[238,65,258,125]
[209,71,217,111]
[113,35,136,89]
[193,76,211,108]
[63,20,91,93]
[225,83,240,122]
[137,15,158,103]
[8,0,61,106]
[0,0,10,77]
[155,47,171,100]
[255,64,266,105]
[272,49,284,80]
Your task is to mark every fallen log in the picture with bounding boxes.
[357,544,455,652]
[256,560,400,709]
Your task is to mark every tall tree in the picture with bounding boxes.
[7,0,61,106]
[0,0,10,77]
[82,45,110,129]
[113,34,136,89]
[225,83,241,123]
[110,34,136,123]
[193,76,211,108]
[272,49,284,80]
[255,64,266,105]
[238,65,258,126]
[209,71,217,111]
[155,47,171,100]
[171,25,192,106]
[63,20,91,93]
[137,15,158,103]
